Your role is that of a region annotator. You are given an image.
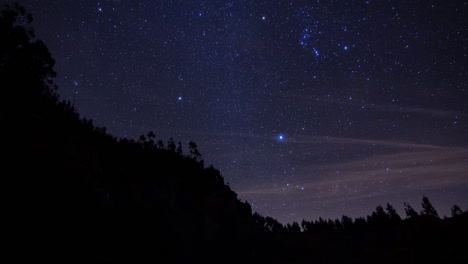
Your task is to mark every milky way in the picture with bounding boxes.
[8,0,468,223]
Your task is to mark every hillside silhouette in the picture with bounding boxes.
[2,4,467,263]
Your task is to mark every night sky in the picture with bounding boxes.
[8,0,468,223]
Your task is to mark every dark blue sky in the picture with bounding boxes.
[8,0,468,223]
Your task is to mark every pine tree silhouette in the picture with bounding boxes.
[421,195,439,218]
[189,141,202,160]
[404,202,419,218]
[451,205,463,217]
[176,141,183,155]
[386,203,401,223]
[1,3,58,118]
[167,138,176,152]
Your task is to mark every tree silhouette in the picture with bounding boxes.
[147,131,155,146]
[451,205,463,217]
[264,216,285,232]
[167,138,176,152]
[1,3,58,111]
[386,203,401,223]
[421,195,439,218]
[370,205,389,225]
[341,215,353,231]
[189,141,202,160]
[157,139,164,149]
[301,219,314,233]
[404,202,419,218]
[176,141,183,155]
[286,221,301,232]
[334,218,344,232]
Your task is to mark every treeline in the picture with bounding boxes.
[254,196,465,234]
[252,197,467,264]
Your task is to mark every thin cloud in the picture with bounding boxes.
[283,93,466,118]
[240,148,468,201]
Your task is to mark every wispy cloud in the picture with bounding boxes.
[281,93,466,118]
[238,140,468,212]
[288,135,450,150]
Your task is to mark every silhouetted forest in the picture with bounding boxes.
[2,4,467,263]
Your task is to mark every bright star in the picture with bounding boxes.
[178,96,182,101]
[278,135,284,141]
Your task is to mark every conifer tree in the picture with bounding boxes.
[404,202,419,219]
[451,205,463,217]
[421,195,439,218]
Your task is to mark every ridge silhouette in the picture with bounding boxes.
[2,4,467,263]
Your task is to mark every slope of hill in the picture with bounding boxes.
[1,4,259,262]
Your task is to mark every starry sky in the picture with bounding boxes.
[7,0,468,223]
